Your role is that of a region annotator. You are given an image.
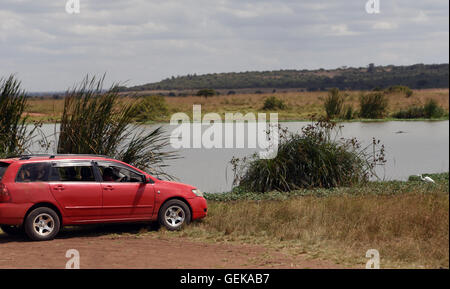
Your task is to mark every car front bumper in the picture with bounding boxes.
[188,197,208,220]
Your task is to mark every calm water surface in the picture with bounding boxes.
[35,121,449,193]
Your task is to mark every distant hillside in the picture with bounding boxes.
[125,63,449,92]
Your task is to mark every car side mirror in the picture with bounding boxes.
[142,175,152,184]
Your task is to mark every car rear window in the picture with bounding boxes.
[16,162,50,182]
[0,162,10,180]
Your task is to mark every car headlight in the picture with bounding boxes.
[192,189,204,197]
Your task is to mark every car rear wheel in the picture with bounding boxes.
[159,200,191,231]
[0,225,23,236]
[24,207,60,241]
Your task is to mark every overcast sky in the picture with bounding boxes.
[1,0,448,92]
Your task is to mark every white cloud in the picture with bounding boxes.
[330,24,359,36]
[412,11,429,23]
[0,0,448,91]
[372,22,398,30]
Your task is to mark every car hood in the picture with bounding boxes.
[157,179,196,190]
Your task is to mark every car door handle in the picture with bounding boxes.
[53,185,65,191]
[104,185,114,191]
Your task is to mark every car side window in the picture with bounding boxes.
[16,163,50,182]
[50,165,96,182]
[98,164,143,183]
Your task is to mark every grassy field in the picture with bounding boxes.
[24,88,449,122]
[167,173,449,269]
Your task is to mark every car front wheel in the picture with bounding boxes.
[159,200,191,231]
[24,207,61,241]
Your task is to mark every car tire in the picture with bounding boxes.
[159,200,191,231]
[24,207,61,241]
[0,225,23,236]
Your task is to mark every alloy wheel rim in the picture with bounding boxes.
[164,206,185,228]
[33,213,55,236]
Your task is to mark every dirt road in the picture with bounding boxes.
[0,224,340,269]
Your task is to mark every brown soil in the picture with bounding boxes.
[0,225,341,269]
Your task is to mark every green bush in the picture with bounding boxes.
[392,99,447,119]
[231,120,385,193]
[423,99,446,118]
[323,88,344,119]
[262,96,286,110]
[359,92,388,118]
[134,95,169,122]
[392,106,425,119]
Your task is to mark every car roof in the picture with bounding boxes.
[0,154,117,163]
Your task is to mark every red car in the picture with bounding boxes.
[0,154,207,241]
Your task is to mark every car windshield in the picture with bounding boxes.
[0,162,10,181]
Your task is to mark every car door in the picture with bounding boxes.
[96,161,155,219]
[48,161,102,221]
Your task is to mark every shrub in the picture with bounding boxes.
[134,95,169,122]
[323,88,344,119]
[262,96,286,110]
[423,99,446,118]
[231,120,385,192]
[386,85,413,98]
[196,89,216,98]
[359,92,388,118]
[392,99,447,119]
[58,75,178,178]
[0,75,41,157]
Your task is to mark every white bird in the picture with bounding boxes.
[417,174,435,184]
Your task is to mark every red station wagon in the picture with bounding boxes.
[0,155,207,241]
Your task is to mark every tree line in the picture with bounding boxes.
[123,63,449,92]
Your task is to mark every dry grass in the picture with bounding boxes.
[176,180,449,268]
[24,89,449,122]
[159,88,450,121]
[25,98,64,121]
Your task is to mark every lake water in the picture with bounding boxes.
[32,121,449,193]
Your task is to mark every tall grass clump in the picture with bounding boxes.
[359,92,388,118]
[343,105,355,120]
[0,75,41,158]
[262,96,286,110]
[323,88,344,119]
[134,95,169,122]
[231,120,385,192]
[58,75,178,178]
